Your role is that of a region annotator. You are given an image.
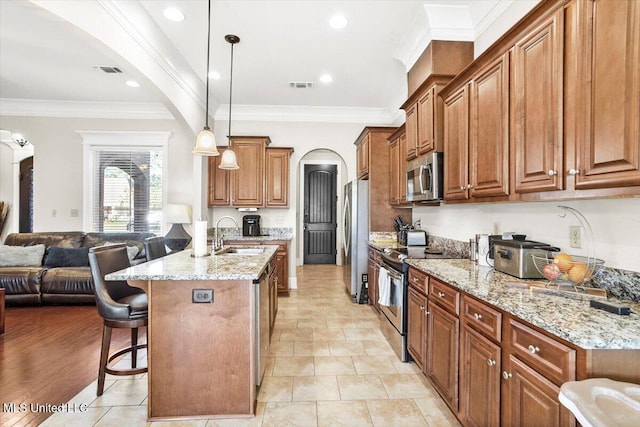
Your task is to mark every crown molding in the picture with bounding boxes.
[0,98,172,119]
[213,104,398,125]
[473,0,514,41]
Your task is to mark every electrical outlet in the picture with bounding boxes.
[569,226,582,248]
[192,289,213,303]
[70,209,79,218]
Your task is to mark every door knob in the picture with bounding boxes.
[568,168,580,175]
[502,371,512,380]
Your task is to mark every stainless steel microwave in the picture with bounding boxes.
[406,152,444,202]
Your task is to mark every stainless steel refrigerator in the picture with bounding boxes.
[342,180,369,303]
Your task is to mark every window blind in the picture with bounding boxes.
[90,148,163,233]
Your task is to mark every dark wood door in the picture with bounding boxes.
[407,286,427,371]
[19,156,33,233]
[513,10,564,193]
[426,300,459,412]
[303,164,337,264]
[469,52,510,198]
[459,323,501,427]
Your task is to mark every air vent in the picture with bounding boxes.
[289,82,314,89]
[93,66,123,74]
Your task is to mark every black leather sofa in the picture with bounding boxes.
[0,232,153,306]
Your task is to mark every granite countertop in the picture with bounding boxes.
[106,245,279,281]
[223,234,293,242]
[404,258,640,350]
[368,241,405,251]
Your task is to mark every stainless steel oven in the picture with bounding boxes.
[379,252,408,362]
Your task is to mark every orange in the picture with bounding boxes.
[554,253,574,271]
[568,263,590,283]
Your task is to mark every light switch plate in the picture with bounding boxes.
[192,289,213,303]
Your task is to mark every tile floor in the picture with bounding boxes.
[41,265,460,427]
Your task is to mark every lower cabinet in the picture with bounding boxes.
[426,300,460,411]
[225,239,289,296]
[367,247,381,310]
[269,259,278,337]
[459,323,501,427]
[407,286,427,371]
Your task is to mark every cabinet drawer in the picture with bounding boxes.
[507,318,576,385]
[408,267,428,295]
[429,277,460,315]
[462,295,502,342]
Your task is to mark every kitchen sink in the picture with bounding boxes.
[215,247,265,256]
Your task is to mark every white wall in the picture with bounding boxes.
[0,115,195,234]
[412,197,640,272]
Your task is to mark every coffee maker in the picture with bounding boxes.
[242,215,261,236]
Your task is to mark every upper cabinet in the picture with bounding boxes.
[356,133,370,179]
[266,148,293,208]
[440,0,640,204]
[572,0,640,189]
[388,125,410,207]
[208,136,293,208]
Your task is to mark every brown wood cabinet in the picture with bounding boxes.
[208,147,231,206]
[266,147,293,208]
[513,10,564,193]
[355,127,408,231]
[356,133,370,179]
[444,54,510,201]
[231,137,267,207]
[426,299,459,412]
[407,287,427,371]
[366,247,381,311]
[225,240,289,296]
[572,0,640,190]
[269,257,278,337]
[388,126,411,207]
[459,323,501,427]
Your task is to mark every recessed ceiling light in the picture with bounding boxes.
[329,14,348,30]
[208,71,221,79]
[125,80,140,88]
[319,74,333,84]
[163,7,184,22]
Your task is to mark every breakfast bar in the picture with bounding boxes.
[106,245,278,421]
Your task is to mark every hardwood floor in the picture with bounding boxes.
[0,305,143,427]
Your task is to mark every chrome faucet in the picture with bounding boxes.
[213,216,239,252]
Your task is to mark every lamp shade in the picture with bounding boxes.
[192,128,219,156]
[165,204,192,224]
[219,149,239,170]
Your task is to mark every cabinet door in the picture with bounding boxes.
[406,104,418,160]
[574,0,640,189]
[513,10,564,193]
[426,300,459,411]
[230,138,265,206]
[502,355,574,427]
[357,134,370,179]
[469,53,510,198]
[266,148,291,207]
[418,87,435,154]
[444,85,470,200]
[389,138,400,205]
[269,270,277,337]
[399,132,408,204]
[207,148,230,206]
[275,248,289,296]
[407,286,427,371]
[459,324,501,427]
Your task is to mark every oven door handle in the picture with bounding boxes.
[385,269,403,281]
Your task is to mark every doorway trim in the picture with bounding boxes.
[297,158,344,267]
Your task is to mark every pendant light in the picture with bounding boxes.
[218,34,240,170]
[192,0,219,156]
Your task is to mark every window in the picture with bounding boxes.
[80,131,170,233]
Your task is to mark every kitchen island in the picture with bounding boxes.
[106,245,278,421]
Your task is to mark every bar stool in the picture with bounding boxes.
[144,236,168,261]
[89,244,148,396]
[559,378,640,427]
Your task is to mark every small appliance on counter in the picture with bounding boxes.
[242,215,261,236]
[492,239,559,279]
[404,230,427,246]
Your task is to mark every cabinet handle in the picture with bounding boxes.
[425,310,430,316]
[548,170,557,176]
[568,168,580,176]
[473,313,482,320]
[487,358,496,367]
[437,292,445,298]
[528,345,540,354]
[419,306,425,311]
[502,371,512,380]
[460,186,466,191]
[466,184,473,189]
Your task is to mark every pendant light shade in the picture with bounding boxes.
[192,0,219,156]
[219,149,239,169]
[219,34,240,170]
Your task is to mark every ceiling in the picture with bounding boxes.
[0,1,532,122]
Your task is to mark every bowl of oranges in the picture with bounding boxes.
[532,252,604,286]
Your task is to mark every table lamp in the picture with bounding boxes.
[164,204,192,251]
